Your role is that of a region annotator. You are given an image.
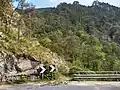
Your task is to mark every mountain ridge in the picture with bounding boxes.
[29,0,120,73]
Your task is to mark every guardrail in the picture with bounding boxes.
[72,71,120,79]
[73,71,120,73]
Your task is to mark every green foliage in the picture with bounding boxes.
[27,1,120,74]
[58,65,69,75]
[40,37,51,47]
[1,0,120,78]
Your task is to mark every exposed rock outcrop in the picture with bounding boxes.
[0,50,68,81]
[0,51,40,74]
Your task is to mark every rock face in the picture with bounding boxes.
[0,51,41,81]
[0,50,68,81]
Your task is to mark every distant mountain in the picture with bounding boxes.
[28,0,120,72]
[35,0,120,44]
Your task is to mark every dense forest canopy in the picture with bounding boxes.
[29,1,120,72]
[1,0,120,76]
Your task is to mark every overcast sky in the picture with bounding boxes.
[26,0,120,8]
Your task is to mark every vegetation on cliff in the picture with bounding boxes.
[1,0,120,81]
[0,0,68,82]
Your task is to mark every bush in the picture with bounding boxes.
[58,65,69,75]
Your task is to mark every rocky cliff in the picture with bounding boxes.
[0,0,69,82]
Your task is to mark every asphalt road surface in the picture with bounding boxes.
[0,84,120,90]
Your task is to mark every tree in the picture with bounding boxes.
[11,0,35,40]
[24,3,35,39]
[0,0,12,33]
[0,0,26,39]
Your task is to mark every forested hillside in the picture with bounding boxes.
[24,1,120,72]
[1,0,120,80]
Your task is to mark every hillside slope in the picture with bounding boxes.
[1,0,120,82]
[26,1,120,72]
[0,0,68,82]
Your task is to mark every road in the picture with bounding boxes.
[0,82,120,90]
